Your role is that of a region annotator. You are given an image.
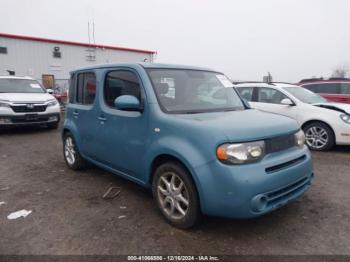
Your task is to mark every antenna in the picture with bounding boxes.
[87,21,91,46]
[92,21,96,44]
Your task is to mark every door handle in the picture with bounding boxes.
[98,116,107,121]
[73,111,79,118]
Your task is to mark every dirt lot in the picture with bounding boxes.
[0,124,349,255]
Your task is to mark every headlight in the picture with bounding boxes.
[47,99,58,107]
[217,141,265,164]
[340,114,350,124]
[0,100,10,107]
[294,130,305,148]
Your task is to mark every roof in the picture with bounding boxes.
[0,32,156,54]
[71,62,219,73]
[299,79,350,85]
[235,82,299,88]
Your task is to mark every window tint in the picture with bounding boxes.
[76,72,96,105]
[237,87,254,101]
[318,83,340,94]
[340,83,350,94]
[257,87,288,104]
[104,70,141,108]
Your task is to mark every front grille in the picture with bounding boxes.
[266,176,310,208]
[10,105,47,113]
[265,133,295,154]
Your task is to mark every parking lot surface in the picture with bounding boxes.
[0,125,349,255]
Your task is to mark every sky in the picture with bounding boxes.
[0,0,349,82]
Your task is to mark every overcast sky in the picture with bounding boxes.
[1,0,349,82]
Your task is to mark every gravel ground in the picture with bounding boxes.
[0,125,349,255]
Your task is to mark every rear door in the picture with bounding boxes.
[67,71,98,157]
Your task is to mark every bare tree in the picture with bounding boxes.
[331,64,349,78]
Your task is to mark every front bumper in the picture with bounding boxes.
[0,113,60,126]
[193,146,313,218]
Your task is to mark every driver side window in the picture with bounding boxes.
[104,70,141,108]
[257,87,288,104]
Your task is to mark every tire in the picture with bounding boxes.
[63,132,87,170]
[47,122,59,129]
[303,122,335,151]
[152,161,201,229]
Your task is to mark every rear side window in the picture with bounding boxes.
[237,87,254,101]
[340,83,350,94]
[104,70,141,108]
[318,83,340,94]
[76,72,96,105]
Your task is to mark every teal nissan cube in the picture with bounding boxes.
[62,63,313,228]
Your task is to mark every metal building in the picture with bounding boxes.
[0,32,156,92]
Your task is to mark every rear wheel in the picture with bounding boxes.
[303,122,335,151]
[63,133,87,170]
[152,161,200,229]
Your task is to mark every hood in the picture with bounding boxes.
[175,109,299,142]
[0,93,54,103]
[313,102,350,115]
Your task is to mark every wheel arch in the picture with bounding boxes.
[301,119,336,146]
[149,153,203,212]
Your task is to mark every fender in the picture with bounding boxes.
[145,135,214,201]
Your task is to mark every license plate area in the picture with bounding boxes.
[25,114,39,121]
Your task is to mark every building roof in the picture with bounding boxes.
[0,76,34,80]
[0,32,156,54]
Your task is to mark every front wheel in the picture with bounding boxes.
[63,133,87,170]
[152,162,201,229]
[303,122,335,151]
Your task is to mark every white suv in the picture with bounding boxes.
[0,76,61,129]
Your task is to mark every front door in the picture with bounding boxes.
[94,69,149,182]
[250,87,297,120]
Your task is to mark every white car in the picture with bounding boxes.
[235,82,350,151]
[0,76,61,129]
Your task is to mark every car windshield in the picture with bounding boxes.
[0,79,46,93]
[147,69,245,113]
[282,86,328,104]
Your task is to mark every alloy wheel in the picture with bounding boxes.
[157,172,190,220]
[305,126,329,149]
[64,136,76,165]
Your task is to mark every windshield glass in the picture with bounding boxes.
[0,79,46,93]
[147,69,245,113]
[282,86,328,104]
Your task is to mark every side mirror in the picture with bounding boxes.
[47,89,54,94]
[281,98,294,106]
[114,95,142,111]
